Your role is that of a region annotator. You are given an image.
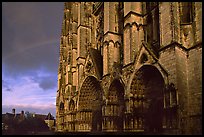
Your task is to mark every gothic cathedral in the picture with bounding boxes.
[56,2,202,135]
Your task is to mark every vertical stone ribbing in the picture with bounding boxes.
[56,2,202,134]
[123,2,143,65]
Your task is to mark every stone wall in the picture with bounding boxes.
[186,46,202,134]
[57,2,202,134]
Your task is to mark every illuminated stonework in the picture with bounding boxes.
[56,2,202,135]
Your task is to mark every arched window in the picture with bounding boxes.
[69,100,75,111]
[67,51,71,64]
[180,2,193,24]
[164,83,178,129]
[60,102,64,110]
[145,2,160,56]
[140,53,148,64]
[118,2,124,34]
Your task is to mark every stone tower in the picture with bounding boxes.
[56,2,202,135]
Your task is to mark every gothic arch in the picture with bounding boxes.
[60,101,65,111]
[102,79,125,131]
[114,41,121,48]
[108,79,125,105]
[126,65,165,133]
[77,76,102,132]
[124,22,131,29]
[58,101,65,131]
[69,99,75,111]
[102,41,109,48]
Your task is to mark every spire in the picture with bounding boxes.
[45,112,55,120]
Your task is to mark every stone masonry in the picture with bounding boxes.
[56,2,202,135]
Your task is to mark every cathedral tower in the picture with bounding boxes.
[56,2,202,135]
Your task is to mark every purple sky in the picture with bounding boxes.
[2,2,64,117]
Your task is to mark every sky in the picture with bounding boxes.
[2,2,64,117]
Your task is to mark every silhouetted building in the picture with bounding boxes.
[45,112,55,130]
[2,109,55,135]
[56,2,202,135]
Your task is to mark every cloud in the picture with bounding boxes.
[2,76,57,111]
[31,70,58,90]
[2,80,13,92]
[37,77,57,91]
[2,39,60,78]
[2,2,64,117]
[2,2,64,77]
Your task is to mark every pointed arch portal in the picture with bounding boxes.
[127,65,165,133]
[102,79,125,132]
[77,76,102,132]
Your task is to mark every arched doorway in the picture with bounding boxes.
[77,76,102,132]
[67,99,75,131]
[102,79,125,132]
[129,65,165,134]
[57,102,64,131]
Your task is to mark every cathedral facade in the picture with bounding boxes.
[56,2,202,135]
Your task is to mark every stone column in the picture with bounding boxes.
[123,2,144,65]
[103,2,121,74]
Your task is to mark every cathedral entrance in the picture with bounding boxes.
[102,79,125,132]
[77,76,102,132]
[129,65,164,134]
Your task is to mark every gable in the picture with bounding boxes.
[84,48,103,79]
[134,42,159,69]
